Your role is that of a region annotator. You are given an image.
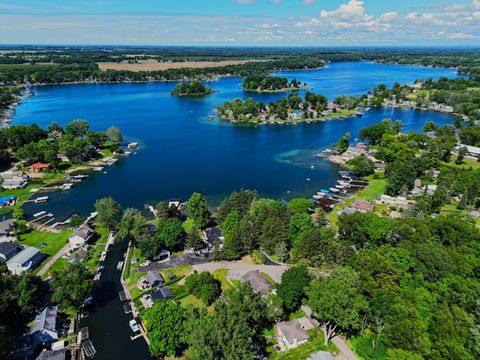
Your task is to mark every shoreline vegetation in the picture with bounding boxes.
[216,91,360,125]
[242,75,307,93]
[171,81,215,97]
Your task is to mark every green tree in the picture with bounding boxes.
[188,192,210,228]
[333,132,350,153]
[157,218,184,250]
[144,301,188,358]
[155,201,170,220]
[94,196,122,230]
[277,267,311,312]
[66,119,90,137]
[50,263,93,314]
[346,155,375,177]
[288,198,313,214]
[185,227,206,251]
[185,271,221,305]
[307,267,368,345]
[70,215,83,228]
[117,208,147,241]
[106,126,123,142]
[138,234,162,259]
[456,146,468,164]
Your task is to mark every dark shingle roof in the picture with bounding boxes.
[241,271,274,295]
[151,287,173,300]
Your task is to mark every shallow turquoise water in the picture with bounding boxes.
[12,61,460,218]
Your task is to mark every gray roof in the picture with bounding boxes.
[241,271,274,295]
[146,271,164,286]
[0,218,15,235]
[71,226,94,240]
[30,306,58,335]
[309,351,334,360]
[277,320,308,345]
[151,287,173,300]
[0,242,21,261]
[204,227,223,246]
[36,349,68,360]
[69,248,87,263]
[7,246,42,266]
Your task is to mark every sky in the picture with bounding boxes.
[1,0,479,46]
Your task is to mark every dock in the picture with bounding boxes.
[82,340,96,358]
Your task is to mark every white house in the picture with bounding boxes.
[69,226,95,248]
[6,245,44,275]
[276,319,309,351]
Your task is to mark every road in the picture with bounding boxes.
[37,242,71,277]
[193,262,289,283]
[332,336,358,360]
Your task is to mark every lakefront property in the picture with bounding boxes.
[1,1,480,359]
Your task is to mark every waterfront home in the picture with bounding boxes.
[6,245,44,274]
[146,271,165,288]
[48,130,63,140]
[0,242,22,263]
[376,194,415,210]
[2,178,27,189]
[68,247,88,264]
[30,306,59,345]
[0,195,17,208]
[35,349,69,360]
[275,319,309,351]
[351,200,374,213]
[0,218,15,236]
[28,163,50,173]
[69,226,95,248]
[203,227,224,249]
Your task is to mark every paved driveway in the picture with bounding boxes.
[193,262,289,283]
[37,242,71,277]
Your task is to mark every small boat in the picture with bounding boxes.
[208,115,214,119]
[129,319,140,333]
[329,187,340,193]
[117,261,124,270]
[320,189,330,193]
[306,178,311,181]
[123,303,132,314]
[128,142,138,148]
[35,196,49,203]
[356,111,363,117]
[33,211,47,218]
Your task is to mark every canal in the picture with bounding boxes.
[80,239,152,360]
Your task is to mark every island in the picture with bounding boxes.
[242,75,307,92]
[171,81,215,97]
[216,91,358,124]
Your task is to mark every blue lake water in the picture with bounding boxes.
[12,62,460,218]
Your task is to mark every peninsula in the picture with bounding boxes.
[171,81,215,96]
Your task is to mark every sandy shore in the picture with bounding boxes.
[97,59,258,72]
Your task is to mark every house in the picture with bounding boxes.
[68,248,88,264]
[338,207,357,216]
[30,306,59,345]
[276,319,308,350]
[2,178,27,189]
[153,249,171,261]
[241,271,274,295]
[0,242,22,263]
[375,194,415,210]
[203,227,224,249]
[69,226,95,247]
[36,349,69,360]
[28,163,50,173]
[150,287,173,301]
[6,245,44,274]
[456,144,480,160]
[0,218,15,236]
[49,130,63,140]
[146,271,164,288]
[351,200,374,213]
[0,195,16,208]
[308,351,334,360]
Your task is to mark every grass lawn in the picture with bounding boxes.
[327,174,387,227]
[18,229,71,256]
[125,247,147,287]
[261,272,276,284]
[0,181,44,215]
[269,329,337,360]
[159,264,193,280]
[42,257,68,279]
[83,227,109,271]
[213,269,233,291]
[443,156,480,170]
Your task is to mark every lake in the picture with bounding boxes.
[12,61,460,219]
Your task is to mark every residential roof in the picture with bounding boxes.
[0,195,16,207]
[30,306,58,335]
[7,246,42,267]
[2,178,27,186]
[70,226,94,240]
[69,248,88,263]
[29,163,50,170]
[351,200,374,212]
[204,227,224,246]
[0,242,21,261]
[0,218,15,234]
[146,271,164,286]
[241,271,274,295]
[151,287,173,301]
[277,319,308,345]
[36,349,68,360]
